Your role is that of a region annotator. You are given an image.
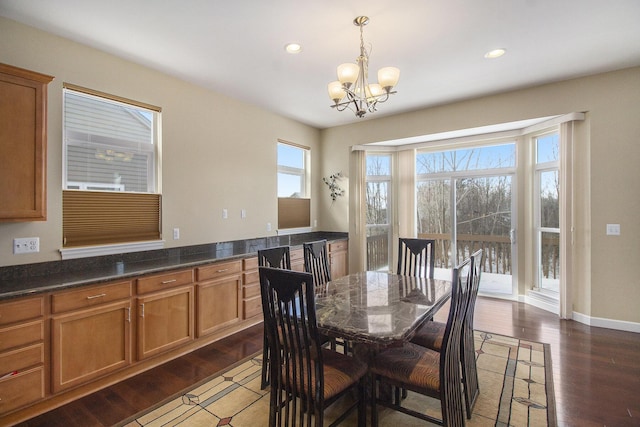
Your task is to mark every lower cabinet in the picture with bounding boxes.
[136,285,195,360]
[51,300,132,392]
[329,240,349,279]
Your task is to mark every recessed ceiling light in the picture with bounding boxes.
[484,48,506,59]
[285,43,302,54]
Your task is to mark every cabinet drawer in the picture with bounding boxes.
[51,281,132,313]
[0,297,44,326]
[0,366,45,415]
[243,257,258,270]
[329,240,348,252]
[0,320,43,352]
[243,296,262,319]
[0,343,43,374]
[137,269,194,294]
[243,270,259,286]
[243,283,260,299]
[196,260,242,281]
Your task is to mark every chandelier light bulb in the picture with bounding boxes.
[337,63,359,86]
[378,67,400,91]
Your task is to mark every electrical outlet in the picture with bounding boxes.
[222,208,228,219]
[241,209,247,219]
[14,237,40,254]
[606,224,620,235]
[266,222,272,231]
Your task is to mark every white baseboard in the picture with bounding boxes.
[572,311,640,334]
[524,292,559,316]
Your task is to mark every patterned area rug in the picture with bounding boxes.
[121,331,556,427]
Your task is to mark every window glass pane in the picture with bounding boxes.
[366,181,389,225]
[278,143,304,169]
[536,133,559,163]
[539,231,560,292]
[367,154,391,176]
[417,179,451,268]
[277,142,307,198]
[416,143,515,174]
[277,172,302,197]
[540,170,559,228]
[64,89,157,193]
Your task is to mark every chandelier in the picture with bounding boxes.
[328,16,400,118]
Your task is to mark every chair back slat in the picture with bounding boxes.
[397,238,435,279]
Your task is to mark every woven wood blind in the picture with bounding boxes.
[63,190,161,247]
[278,198,310,229]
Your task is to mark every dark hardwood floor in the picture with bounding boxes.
[12,297,640,427]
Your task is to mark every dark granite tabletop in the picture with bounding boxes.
[0,232,347,300]
[315,271,451,348]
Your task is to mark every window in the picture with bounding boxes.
[62,84,162,250]
[277,140,310,231]
[366,154,392,271]
[277,141,308,198]
[534,131,560,293]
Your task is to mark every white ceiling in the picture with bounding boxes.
[1,0,640,129]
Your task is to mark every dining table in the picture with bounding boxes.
[314,271,452,352]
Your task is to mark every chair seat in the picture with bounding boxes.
[284,348,367,401]
[370,342,441,393]
[410,320,446,351]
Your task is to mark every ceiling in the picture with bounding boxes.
[1,0,640,129]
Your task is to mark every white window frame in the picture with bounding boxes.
[277,140,309,198]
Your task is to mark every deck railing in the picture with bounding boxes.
[366,232,559,278]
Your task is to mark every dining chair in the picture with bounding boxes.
[259,267,367,427]
[258,245,292,389]
[304,240,350,353]
[409,249,484,418]
[397,237,436,279]
[303,240,332,296]
[369,256,472,427]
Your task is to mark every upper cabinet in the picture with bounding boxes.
[0,63,53,222]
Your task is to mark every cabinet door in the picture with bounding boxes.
[329,245,348,279]
[137,286,194,360]
[196,274,241,337]
[0,63,53,222]
[51,300,132,392]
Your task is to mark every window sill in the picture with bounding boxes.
[277,227,312,236]
[60,240,165,260]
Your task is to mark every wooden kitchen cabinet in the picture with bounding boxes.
[50,281,132,393]
[329,240,348,279]
[196,260,242,336]
[0,296,45,415]
[136,271,195,360]
[290,248,305,272]
[0,63,53,222]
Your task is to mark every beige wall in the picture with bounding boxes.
[320,67,640,325]
[0,17,320,266]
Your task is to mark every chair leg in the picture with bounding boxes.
[261,334,270,389]
[358,378,367,427]
[370,374,379,427]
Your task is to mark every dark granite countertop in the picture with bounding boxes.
[0,232,348,300]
